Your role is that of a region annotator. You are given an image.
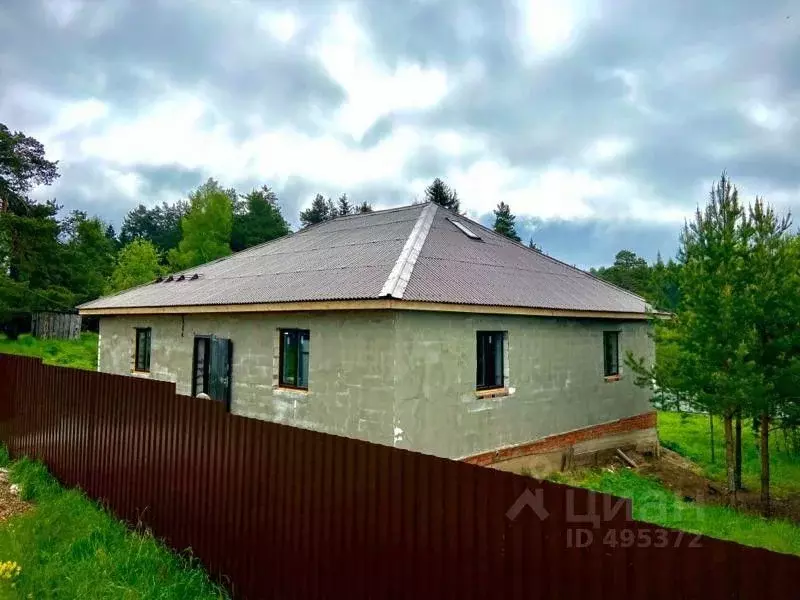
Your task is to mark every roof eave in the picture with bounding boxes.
[79,298,652,320]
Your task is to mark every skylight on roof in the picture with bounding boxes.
[447,218,481,240]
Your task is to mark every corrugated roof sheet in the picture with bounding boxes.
[79,202,649,314]
[402,210,648,313]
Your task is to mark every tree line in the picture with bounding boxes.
[0,121,297,333]
[590,174,800,516]
[0,124,386,334]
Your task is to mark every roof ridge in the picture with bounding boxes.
[295,202,424,233]
[443,207,650,306]
[379,203,438,299]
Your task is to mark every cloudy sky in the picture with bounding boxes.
[2,0,798,267]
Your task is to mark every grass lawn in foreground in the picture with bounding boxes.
[550,467,800,556]
[658,411,800,498]
[0,449,226,599]
[0,333,98,371]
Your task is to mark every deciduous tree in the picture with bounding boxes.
[168,179,234,270]
[108,239,163,293]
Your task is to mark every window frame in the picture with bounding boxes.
[192,335,211,396]
[278,329,311,390]
[603,331,620,377]
[476,331,505,391]
[134,328,151,373]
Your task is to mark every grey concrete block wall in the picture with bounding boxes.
[98,310,654,459]
[390,311,654,458]
[98,311,399,446]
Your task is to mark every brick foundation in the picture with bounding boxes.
[461,411,658,467]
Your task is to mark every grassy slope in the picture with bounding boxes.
[553,468,800,556]
[658,411,800,497]
[0,333,98,371]
[0,451,225,599]
[550,411,800,556]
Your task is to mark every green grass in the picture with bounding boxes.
[543,410,800,555]
[555,468,800,556]
[0,333,98,371]
[0,454,226,599]
[658,411,800,497]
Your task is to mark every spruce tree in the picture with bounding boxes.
[424,178,460,211]
[299,194,330,227]
[492,202,521,242]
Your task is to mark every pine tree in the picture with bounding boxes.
[424,178,460,211]
[337,194,352,217]
[628,174,754,505]
[231,186,289,252]
[742,199,799,515]
[326,197,338,219]
[357,202,373,213]
[492,202,521,242]
[528,238,541,252]
[299,194,330,227]
[679,174,757,504]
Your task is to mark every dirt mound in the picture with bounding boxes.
[618,449,800,523]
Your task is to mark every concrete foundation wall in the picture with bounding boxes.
[98,310,655,460]
[391,311,654,458]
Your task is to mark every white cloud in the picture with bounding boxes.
[59,86,694,226]
[75,90,425,195]
[313,7,449,137]
[258,10,299,43]
[15,0,794,238]
[582,137,633,163]
[43,0,125,36]
[515,0,597,61]
[53,98,109,133]
[43,0,84,28]
[743,100,795,132]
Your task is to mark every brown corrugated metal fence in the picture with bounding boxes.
[0,354,796,599]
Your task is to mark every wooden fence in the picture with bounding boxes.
[0,354,796,599]
[31,312,82,340]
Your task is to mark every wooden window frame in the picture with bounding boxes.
[476,331,505,391]
[603,331,620,378]
[278,329,310,390]
[192,335,211,396]
[134,328,151,373]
